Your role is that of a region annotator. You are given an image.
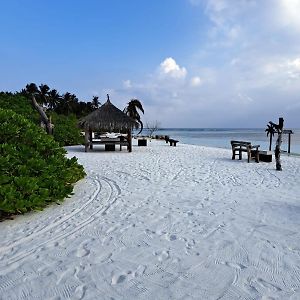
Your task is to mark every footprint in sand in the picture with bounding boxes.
[74,285,87,300]
[76,243,90,258]
[167,234,177,241]
[221,261,246,270]
[154,250,170,261]
[257,278,282,292]
[111,274,127,285]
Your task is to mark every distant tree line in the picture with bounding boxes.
[20,83,100,118]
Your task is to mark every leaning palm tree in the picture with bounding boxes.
[123,99,144,134]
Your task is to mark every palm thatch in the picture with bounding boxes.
[78,99,138,133]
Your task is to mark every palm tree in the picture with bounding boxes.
[48,89,61,110]
[92,96,100,110]
[58,92,76,115]
[265,123,276,151]
[123,99,144,135]
[39,84,50,104]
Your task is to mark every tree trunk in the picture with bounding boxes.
[275,118,284,171]
[269,134,272,151]
[31,95,53,134]
[275,130,282,171]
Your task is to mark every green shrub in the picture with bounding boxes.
[51,112,84,146]
[0,92,39,123]
[0,109,85,218]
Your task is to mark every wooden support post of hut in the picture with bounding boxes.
[127,130,132,152]
[78,97,138,153]
[89,129,93,150]
[283,129,294,154]
[84,129,89,152]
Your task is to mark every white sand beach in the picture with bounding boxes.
[1,140,300,300]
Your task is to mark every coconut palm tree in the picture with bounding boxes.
[265,123,276,151]
[123,99,144,134]
[91,96,100,110]
[39,84,50,104]
[58,92,76,115]
[48,89,61,110]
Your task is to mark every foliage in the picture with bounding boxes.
[51,112,84,146]
[1,91,85,146]
[22,83,100,118]
[0,92,39,123]
[0,109,85,218]
[265,123,276,151]
[123,99,144,134]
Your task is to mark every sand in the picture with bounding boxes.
[0,140,300,299]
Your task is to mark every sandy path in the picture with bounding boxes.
[0,141,300,299]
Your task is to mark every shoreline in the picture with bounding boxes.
[1,140,300,299]
[141,137,300,157]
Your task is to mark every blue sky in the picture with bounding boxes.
[1,0,300,128]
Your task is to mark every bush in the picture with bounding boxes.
[51,113,84,146]
[0,92,39,123]
[0,109,86,218]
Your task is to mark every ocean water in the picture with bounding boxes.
[147,128,300,155]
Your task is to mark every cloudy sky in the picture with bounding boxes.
[1,0,300,128]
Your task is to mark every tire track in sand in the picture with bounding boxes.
[0,174,121,268]
[0,174,101,251]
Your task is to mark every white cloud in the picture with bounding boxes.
[262,57,300,80]
[190,76,203,87]
[112,0,300,128]
[123,79,132,88]
[277,0,300,30]
[288,58,300,70]
[233,93,254,105]
[159,57,187,79]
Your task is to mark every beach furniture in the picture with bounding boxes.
[138,139,147,146]
[169,139,179,146]
[231,140,260,163]
[165,136,179,146]
[259,150,272,162]
[90,136,128,151]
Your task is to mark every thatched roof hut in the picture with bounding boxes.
[79,99,138,133]
[78,98,138,152]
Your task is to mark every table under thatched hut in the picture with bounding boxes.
[78,98,138,152]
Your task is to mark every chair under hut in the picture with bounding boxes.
[78,96,138,152]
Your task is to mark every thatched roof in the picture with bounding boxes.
[78,99,138,132]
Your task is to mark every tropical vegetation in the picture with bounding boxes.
[0,109,85,219]
[0,85,144,220]
[123,99,144,134]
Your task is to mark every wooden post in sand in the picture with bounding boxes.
[275,118,284,171]
[269,118,284,171]
[89,129,93,150]
[127,130,132,152]
[84,129,89,152]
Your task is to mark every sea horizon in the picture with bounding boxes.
[145,127,300,155]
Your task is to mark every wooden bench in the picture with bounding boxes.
[165,136,179,146]
[169,139,179,146]
[86,136,128,151]
[230,140,260,163]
